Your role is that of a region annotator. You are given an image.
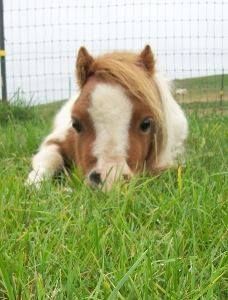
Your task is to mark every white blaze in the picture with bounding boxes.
[88,83,133,186]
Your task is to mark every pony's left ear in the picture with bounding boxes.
[138,45,155,75]
[76,47,94,88]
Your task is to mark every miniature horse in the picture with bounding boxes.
[27,45,188,190]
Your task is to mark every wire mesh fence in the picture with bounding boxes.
[1,0,228,112]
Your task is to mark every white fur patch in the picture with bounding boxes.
[154,73,188,167]
[88,83,133,185]
[26,144,64,187]
[88,83,133,159]
[26,94,79,188]
[43,94,79,143]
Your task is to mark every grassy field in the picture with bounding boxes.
[0,100,227,299]
[174,74,228,103]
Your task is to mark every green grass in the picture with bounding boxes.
[181,100,228,115]
[174,74,228,103]
[0,102,227,299]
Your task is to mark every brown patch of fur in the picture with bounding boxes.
[76,47,94,88]
[45,79,98,175]
[71,78,97,174]
[127,98,164,173]
[46,127,96,176]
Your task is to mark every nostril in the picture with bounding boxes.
[89,171,101,185]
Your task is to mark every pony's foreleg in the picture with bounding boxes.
[26,144,64,187]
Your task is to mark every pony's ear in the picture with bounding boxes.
[138,45,155,75]
[76,47,94,88]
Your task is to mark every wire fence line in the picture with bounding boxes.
[0,0,228,109]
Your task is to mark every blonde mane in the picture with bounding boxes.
[87,52,164,126]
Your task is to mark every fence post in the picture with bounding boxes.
[0,0,7,102]
[220,70,224,106]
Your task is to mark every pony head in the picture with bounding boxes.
[72,45,165,189]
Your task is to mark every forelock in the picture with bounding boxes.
[89,52,163,125]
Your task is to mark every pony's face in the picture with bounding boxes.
[72,46,163,189]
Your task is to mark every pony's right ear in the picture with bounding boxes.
[76,47,94,88]
[138,45,155,75]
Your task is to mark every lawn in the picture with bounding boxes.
[0,101,227,299]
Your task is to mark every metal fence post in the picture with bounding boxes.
[0,0,7,102]
[220,70,224,106]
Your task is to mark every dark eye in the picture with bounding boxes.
[72,118,83,133]
[140,117,153,133]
